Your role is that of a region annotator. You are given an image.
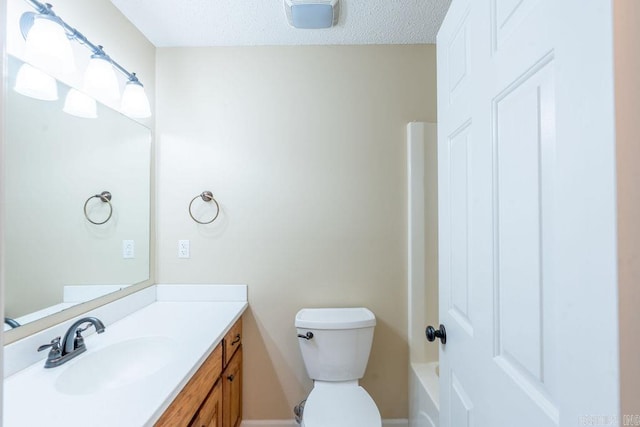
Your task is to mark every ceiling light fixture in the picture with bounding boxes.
[19,0,152,118]
[284,0,339,29]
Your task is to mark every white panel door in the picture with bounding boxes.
[436,0,619,425]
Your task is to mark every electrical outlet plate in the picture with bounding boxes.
[122,240,135,259]
[178,240,190,258]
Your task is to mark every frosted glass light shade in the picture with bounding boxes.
[83,56,120,104]
[63,88,97,118]
[291,4,334,28]
[14,63,58,101]
[121,81,151,118]
[285,0,339,29]
[24,15,75,75]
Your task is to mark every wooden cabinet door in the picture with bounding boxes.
[155,345,223,427]
[189,381,223,427]
[222,346,242,427]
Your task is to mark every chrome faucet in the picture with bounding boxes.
[38,317,106,368]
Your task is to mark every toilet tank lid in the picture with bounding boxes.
[295,307,376,329]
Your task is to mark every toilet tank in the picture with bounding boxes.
[295,307,376,381]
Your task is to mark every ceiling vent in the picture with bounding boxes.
[284,0,339,29]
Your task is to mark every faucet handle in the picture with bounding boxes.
[38,336,62,355]
[73,329,86,350]
[76,323,93,333]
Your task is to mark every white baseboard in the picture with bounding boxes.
[241,419,408,427]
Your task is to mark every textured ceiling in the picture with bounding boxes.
[108,0,451,47]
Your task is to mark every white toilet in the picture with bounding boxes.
[295,307,382,427]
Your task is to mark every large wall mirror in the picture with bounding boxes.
[3,55,151,331]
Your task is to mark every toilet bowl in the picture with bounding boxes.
[295,307,382,427]
[300,381,381,427]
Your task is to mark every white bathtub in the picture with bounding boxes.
[409,362,439,427]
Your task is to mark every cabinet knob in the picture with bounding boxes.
[227,374,235,382]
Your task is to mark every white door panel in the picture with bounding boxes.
[437,0,618,425]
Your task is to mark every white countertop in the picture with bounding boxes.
[3,285,247,427]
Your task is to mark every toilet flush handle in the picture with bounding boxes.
[297,332,314,340]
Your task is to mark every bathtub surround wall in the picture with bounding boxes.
[3,0,156,343]
[407,123,439,427]
[156,45,437,420]
[408,363,439,427]
[407,122,438,365]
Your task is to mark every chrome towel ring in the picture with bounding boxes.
[83,191,113,225]
[189,191,220,224]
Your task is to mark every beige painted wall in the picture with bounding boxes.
[155,45,436,419]
[614,0,640,417]
[3,0,156,343]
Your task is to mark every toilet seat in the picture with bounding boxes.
[301,382,381,427]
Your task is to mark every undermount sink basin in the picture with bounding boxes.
[55,336,176,395]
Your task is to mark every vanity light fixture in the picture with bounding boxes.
[19,0,152,118]
[83,52,121,104]
[63,88,98,119]
[14,62,58,101]
[14,63,98,118]
[121,77,152,119]
[22,12,75,74]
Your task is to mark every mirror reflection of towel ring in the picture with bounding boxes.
[189,191,220,224]
[83,191,113,225]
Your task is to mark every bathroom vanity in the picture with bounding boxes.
[3,285,247,427]
[156,317,243,427]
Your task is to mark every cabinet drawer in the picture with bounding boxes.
[223,318,242,367]
[155,344,223,427]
